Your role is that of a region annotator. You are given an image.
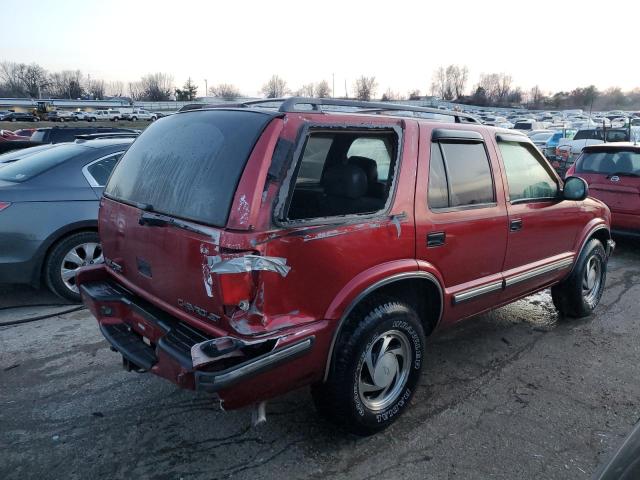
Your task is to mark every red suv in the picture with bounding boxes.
[567,142,640,236]
[77,98,614,435]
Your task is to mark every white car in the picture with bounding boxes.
[123,109,158,121]
[92,110,123,121]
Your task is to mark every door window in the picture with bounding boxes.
[286,130,398,220]
[427,141,495,209]
[498,141,558,202]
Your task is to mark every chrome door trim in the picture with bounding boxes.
[452,280,503,305]
[505,257,574,287]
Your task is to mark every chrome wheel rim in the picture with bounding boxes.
[582,255,602,306]
[61,242,103,293]
[358,330,412,411]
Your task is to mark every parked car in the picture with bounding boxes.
[593,420,640,480]
[513,119,546,132]
[46,110,77,122]
[567,143,639,236]
[31,126,140,144]
[123,109,158,121]
[528,130,555,150]
[92,110,115,121]
[77,98,613,436]
[0,130,31,142]
[0,111,40,122]
[12,128,36,138]
[556,128,631,175]
[72,111,93,121]
[0,137,134,300]
[108,110,123,121]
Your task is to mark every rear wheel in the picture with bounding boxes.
[552,239,607,318]
[131,116,137,121]
[312,297,425,435]
[45,231,103,302]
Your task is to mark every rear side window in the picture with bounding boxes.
[498,141,558,201]
[105,110,273,227]
[427,141,495,209]
[286,129,398,221]
[577,151,640,176]
[84,153,123,187]
[0,144,85,182]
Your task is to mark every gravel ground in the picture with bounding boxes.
[0,239,638,480]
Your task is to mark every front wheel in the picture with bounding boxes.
[45,231,104,302]
[552,239,607,318]
[312,298,426,435]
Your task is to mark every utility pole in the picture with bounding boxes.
[204,78,208,97]
[345,79,348,99]
[332,73,335,98]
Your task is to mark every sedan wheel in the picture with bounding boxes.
[45,231,104,302]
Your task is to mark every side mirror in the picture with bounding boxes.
[563,176,589,201]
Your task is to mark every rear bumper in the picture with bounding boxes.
[78,267,330,408]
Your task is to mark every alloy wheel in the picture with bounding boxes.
[60,242,103,293]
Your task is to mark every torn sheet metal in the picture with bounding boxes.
[191,336,266,368]
[207,255,291,277]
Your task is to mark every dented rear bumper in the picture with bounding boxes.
[78,266,330,408]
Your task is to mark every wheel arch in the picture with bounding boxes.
[568,223,611,277]
[322,268,444,381]
[30,220,99,286]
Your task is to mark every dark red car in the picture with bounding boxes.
[77,98,614,435]
[566,142,640,236]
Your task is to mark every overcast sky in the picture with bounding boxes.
[2,0,638,97]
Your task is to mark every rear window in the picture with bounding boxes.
[576,150,640,176]
[105,110,273,227]
[0,144,85,182]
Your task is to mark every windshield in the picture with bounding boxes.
[105,110,274,227]
[0,144,85,182]
[576,150,640,176]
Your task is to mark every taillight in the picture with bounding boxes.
[0,201,10,212]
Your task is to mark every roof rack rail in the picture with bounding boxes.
[74,132,140,140]
[240,97,479,124]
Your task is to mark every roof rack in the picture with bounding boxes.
[240,97,479,124]
[74,132,140,140]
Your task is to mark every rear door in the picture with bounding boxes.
[493,134,580,299]
[415,126,508,324]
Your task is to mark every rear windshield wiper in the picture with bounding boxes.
[606,172,640,178]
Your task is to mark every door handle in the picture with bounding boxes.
[427,231,446,248]
[510,219,523,232]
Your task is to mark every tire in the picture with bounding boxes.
[59,117,64,123]
[311,297,426,436]
[44,231,103,302]
[33,117,39,122]
[131,116,137,121]
[551,239,607,318]
[10,117,16,122]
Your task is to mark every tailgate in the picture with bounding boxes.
[99,198,226,320]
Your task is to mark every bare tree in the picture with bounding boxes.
[106,81,124,97]
[449,65,469,99]
[430,66,447,99]
[87,79,105,100]
[315,80,331,98]
[16,63,48,98]
[353,76,377,101]
[47,70,84,98]
[209,83,241,100]
[128,81,145,101]
[381,88,402,101]
[408,89,421,100]
[529,85,544,107]
[296,83,315,97]
[0,61,25,96]
[139,72,174,101]
[261,75,288,98]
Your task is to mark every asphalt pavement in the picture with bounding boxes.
[1,239,639,480]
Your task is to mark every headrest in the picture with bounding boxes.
[601,156,616,173]
[348,156,378,185]
[322,164,368,199]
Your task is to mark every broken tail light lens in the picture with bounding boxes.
[0,202,10,212]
